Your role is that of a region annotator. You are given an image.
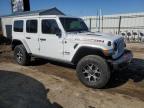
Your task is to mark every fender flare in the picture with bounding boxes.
[12,39,31,53]
[71,46,105,64]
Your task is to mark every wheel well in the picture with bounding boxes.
[12,40,23,50]
[72,47,106,64]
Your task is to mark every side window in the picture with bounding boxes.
[42,19,59,34]
[26,20,37,33]
[14,20,23,32]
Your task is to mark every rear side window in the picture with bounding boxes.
[26,20,37,33]
[42,19,59,34]
[14,20,23,32]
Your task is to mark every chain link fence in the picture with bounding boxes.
[83,13,144,43]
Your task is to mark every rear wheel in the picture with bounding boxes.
[76,55,110,89]
[14,45,31,66]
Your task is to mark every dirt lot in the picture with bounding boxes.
[0,43,144,108]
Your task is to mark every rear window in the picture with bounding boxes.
[14,20,23,32]
[26,20,37,33]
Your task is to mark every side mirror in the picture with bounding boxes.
[55,28,62,38]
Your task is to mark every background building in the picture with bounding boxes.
[0,8,64,39]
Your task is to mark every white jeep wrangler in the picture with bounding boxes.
[12,15,133,88]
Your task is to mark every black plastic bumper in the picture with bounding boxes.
[108,50,133,70]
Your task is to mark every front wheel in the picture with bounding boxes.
[76,55,110,89]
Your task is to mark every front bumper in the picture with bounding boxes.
[108,50,133,70]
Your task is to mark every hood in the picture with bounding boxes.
[66,32,123,44]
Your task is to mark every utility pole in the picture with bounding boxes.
[118,16,122,34]
[89,18,92,31]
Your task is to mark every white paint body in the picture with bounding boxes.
[12,15,124,63]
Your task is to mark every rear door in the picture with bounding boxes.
[24,19,40,55]
[13,20,24,40]
[39,18,64,60]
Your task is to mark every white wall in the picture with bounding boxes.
[82,12,144,34]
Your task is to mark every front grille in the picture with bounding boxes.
[117,38,124,53]
[113,38,125,59]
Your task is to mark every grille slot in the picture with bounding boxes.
[117,38,124,53]
[113,38,125,59]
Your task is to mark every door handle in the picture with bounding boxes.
[26,37,31,39]
[40,38,46,41]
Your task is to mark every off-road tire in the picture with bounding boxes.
[76,55,110,89]
[14,45,30,66]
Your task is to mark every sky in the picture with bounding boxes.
[0,0,144,16]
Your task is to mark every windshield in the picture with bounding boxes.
[60,17,89,32]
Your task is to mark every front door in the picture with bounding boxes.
[39,18,64,60]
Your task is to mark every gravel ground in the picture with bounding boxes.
[0,43,144,108]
